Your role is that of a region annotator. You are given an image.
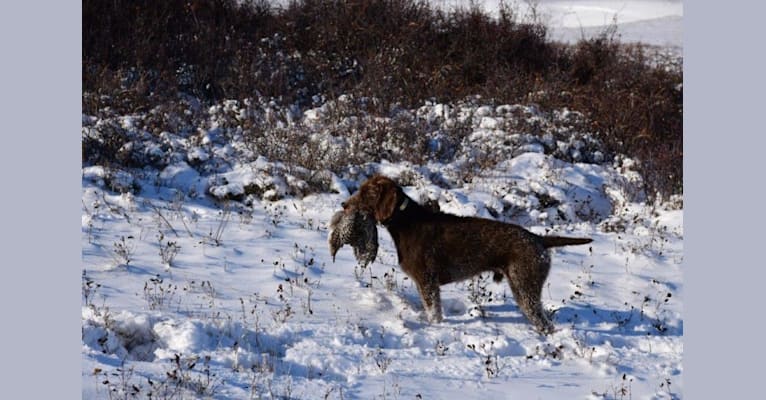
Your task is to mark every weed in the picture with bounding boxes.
[143,275,178,311]
[265,203,287,227]
[240,295,263,349]
[659,378,679,400]
[164,353,221,397]
[82,271,101,307]
[238,208,254,227]
[200,281,217,310]
[612,307,635,329]
[248,356,279,400]
[613,373,634,400]
[112,235,135,266]
[641,282,675,335]
[382,267,398,293]
[467,273,494,319]
[272,283,294,325]
[98,364,141,400]
[372,348,392,375]
[571,332,597,364]
[83,199,98,244]
[367,348,393,399]
[209,205,232,246]
[148,200,180,238]
[435,340,449,357]
[528,343,565,361]
[157,232,181,267]
[467,341,503,379]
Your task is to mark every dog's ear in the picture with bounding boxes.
[373,179,399,222]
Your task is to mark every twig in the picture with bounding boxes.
[147,201,180,238]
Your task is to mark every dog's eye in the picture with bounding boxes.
[341,202,347,209]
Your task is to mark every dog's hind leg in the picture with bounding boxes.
[505,257,554,334]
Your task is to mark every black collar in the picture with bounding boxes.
[381,196,410,226]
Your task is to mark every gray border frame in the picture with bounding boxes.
[685,1,766,398]
[0,2,80,398]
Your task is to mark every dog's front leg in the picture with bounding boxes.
[415,274,443,323]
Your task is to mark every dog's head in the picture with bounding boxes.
[342,175,407,224]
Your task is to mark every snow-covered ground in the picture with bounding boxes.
[82,97,683,399]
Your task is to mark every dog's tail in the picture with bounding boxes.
[541,236,593,248]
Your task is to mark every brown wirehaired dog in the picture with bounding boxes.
[341,175,592,334]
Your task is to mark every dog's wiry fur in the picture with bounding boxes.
[341,175,592,334]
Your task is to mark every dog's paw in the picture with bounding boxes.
[536,323,555,336]
[426,309,444,324]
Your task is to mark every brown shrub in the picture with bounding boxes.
[83,0,682,198]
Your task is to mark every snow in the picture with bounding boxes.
[432,0,683,48]
[82,134,682,399]
[159,162,204,194]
